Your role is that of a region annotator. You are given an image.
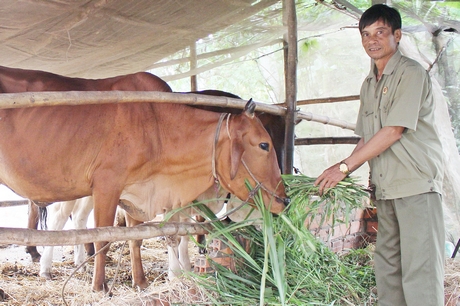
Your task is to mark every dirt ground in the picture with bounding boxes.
[0,238,210,306]
[1,239,459,306]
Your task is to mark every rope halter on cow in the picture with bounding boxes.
[212,112,286,205]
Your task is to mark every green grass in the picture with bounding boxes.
[187,174,376,305]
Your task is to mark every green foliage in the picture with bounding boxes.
[190,175,375,305]
[283,174,370,231]
[301,38,319,53]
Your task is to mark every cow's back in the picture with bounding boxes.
[0,65,172,92]
[0,101,221,210]
[0,102,157,202]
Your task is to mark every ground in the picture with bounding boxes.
[0,238,210,305]
[0,199,213,305]
[0,201,458,305]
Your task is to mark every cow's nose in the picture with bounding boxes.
[283,197,291,206]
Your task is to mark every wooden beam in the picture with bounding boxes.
[295,136,360,146]
[0,91,357,130]
[190,41,198,91]
[297,95,360,106]
[297,110,356,130]
[0,222,211,246]
[0,91,285,114]
[283,0,297,175]
[333,0,363,18]
[0,200,28,207]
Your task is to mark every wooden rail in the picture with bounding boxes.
[0,222,211,246]
[0,91,356,130]
[0,200,28,207]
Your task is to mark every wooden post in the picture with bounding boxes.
[190,41,198,91]
[283,0,297,174]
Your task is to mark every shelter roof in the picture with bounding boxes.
[0,0,277,78]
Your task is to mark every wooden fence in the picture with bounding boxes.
[0,90,356,247]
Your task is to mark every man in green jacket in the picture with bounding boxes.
[315,4,445,306]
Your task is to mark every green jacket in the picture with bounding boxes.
[355,50,443,200]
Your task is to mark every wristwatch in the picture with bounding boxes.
[339,161,351,175]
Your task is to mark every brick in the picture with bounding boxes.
[348,220,364,234]
[353,208,364,221]
[329,223,349,240]
[343,234,365,250]
[363,207,378,220]
[313,228,330,243]
[366,220,378,233]
[330,239,344,253]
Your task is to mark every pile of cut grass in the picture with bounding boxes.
[190,174,376,305]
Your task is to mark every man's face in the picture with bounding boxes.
[361,19,401,64]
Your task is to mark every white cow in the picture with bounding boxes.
[39,185,261,282]
[165,185,262,279]
[39,196,94,279]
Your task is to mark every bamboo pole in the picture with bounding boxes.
[0,222,211,246]
[297,95,360,105]
[0,200,29,207]
[0,91,285,114]
[295,136,360,146]
[297,110,356,130]
[0,91,356,130]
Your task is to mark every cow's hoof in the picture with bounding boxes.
[198,247,207,254]
[25,247,41,262]
[31,254,41,263]
[92,282,111,294]
[133,279,149,290]
[74,262,87,272]
[39,271,52,280]
[0,288,7,301]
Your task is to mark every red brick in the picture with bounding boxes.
[366,220,378,233]
[363,207,378,220]
[330,239,344,253]
[349,220,363,234]
[343,234,364,250]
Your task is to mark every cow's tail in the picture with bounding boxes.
[38,207,48,230]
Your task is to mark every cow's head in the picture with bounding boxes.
[215,99,289,214]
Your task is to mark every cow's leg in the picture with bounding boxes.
[71,197,94,268]
[166,214,192,280]
[166,235,182,280]
[178,235,191,271]
[123,212,148,289]
[25,200,41,262]
[91,187,120,292]
[85,242,95,256]
[195,215,207,254]
[40,201,75,279]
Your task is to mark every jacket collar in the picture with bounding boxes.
[365,49,402,81]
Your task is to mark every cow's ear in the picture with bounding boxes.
[230,137,244,180]
[244,98,255,118]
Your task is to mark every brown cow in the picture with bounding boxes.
[0,66,288,292]
[0,65,172,264]
[184,89,290,253]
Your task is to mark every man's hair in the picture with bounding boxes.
[359,4,402,33]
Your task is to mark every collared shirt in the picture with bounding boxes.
[355,50,443,200]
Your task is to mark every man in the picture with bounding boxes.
[314,4,445,306]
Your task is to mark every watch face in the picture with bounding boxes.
[340,163,348,173]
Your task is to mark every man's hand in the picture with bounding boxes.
[314,162,348,195]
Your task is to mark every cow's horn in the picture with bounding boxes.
[244,98,255,117]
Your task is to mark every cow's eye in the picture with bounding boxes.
[259,142,269,151]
